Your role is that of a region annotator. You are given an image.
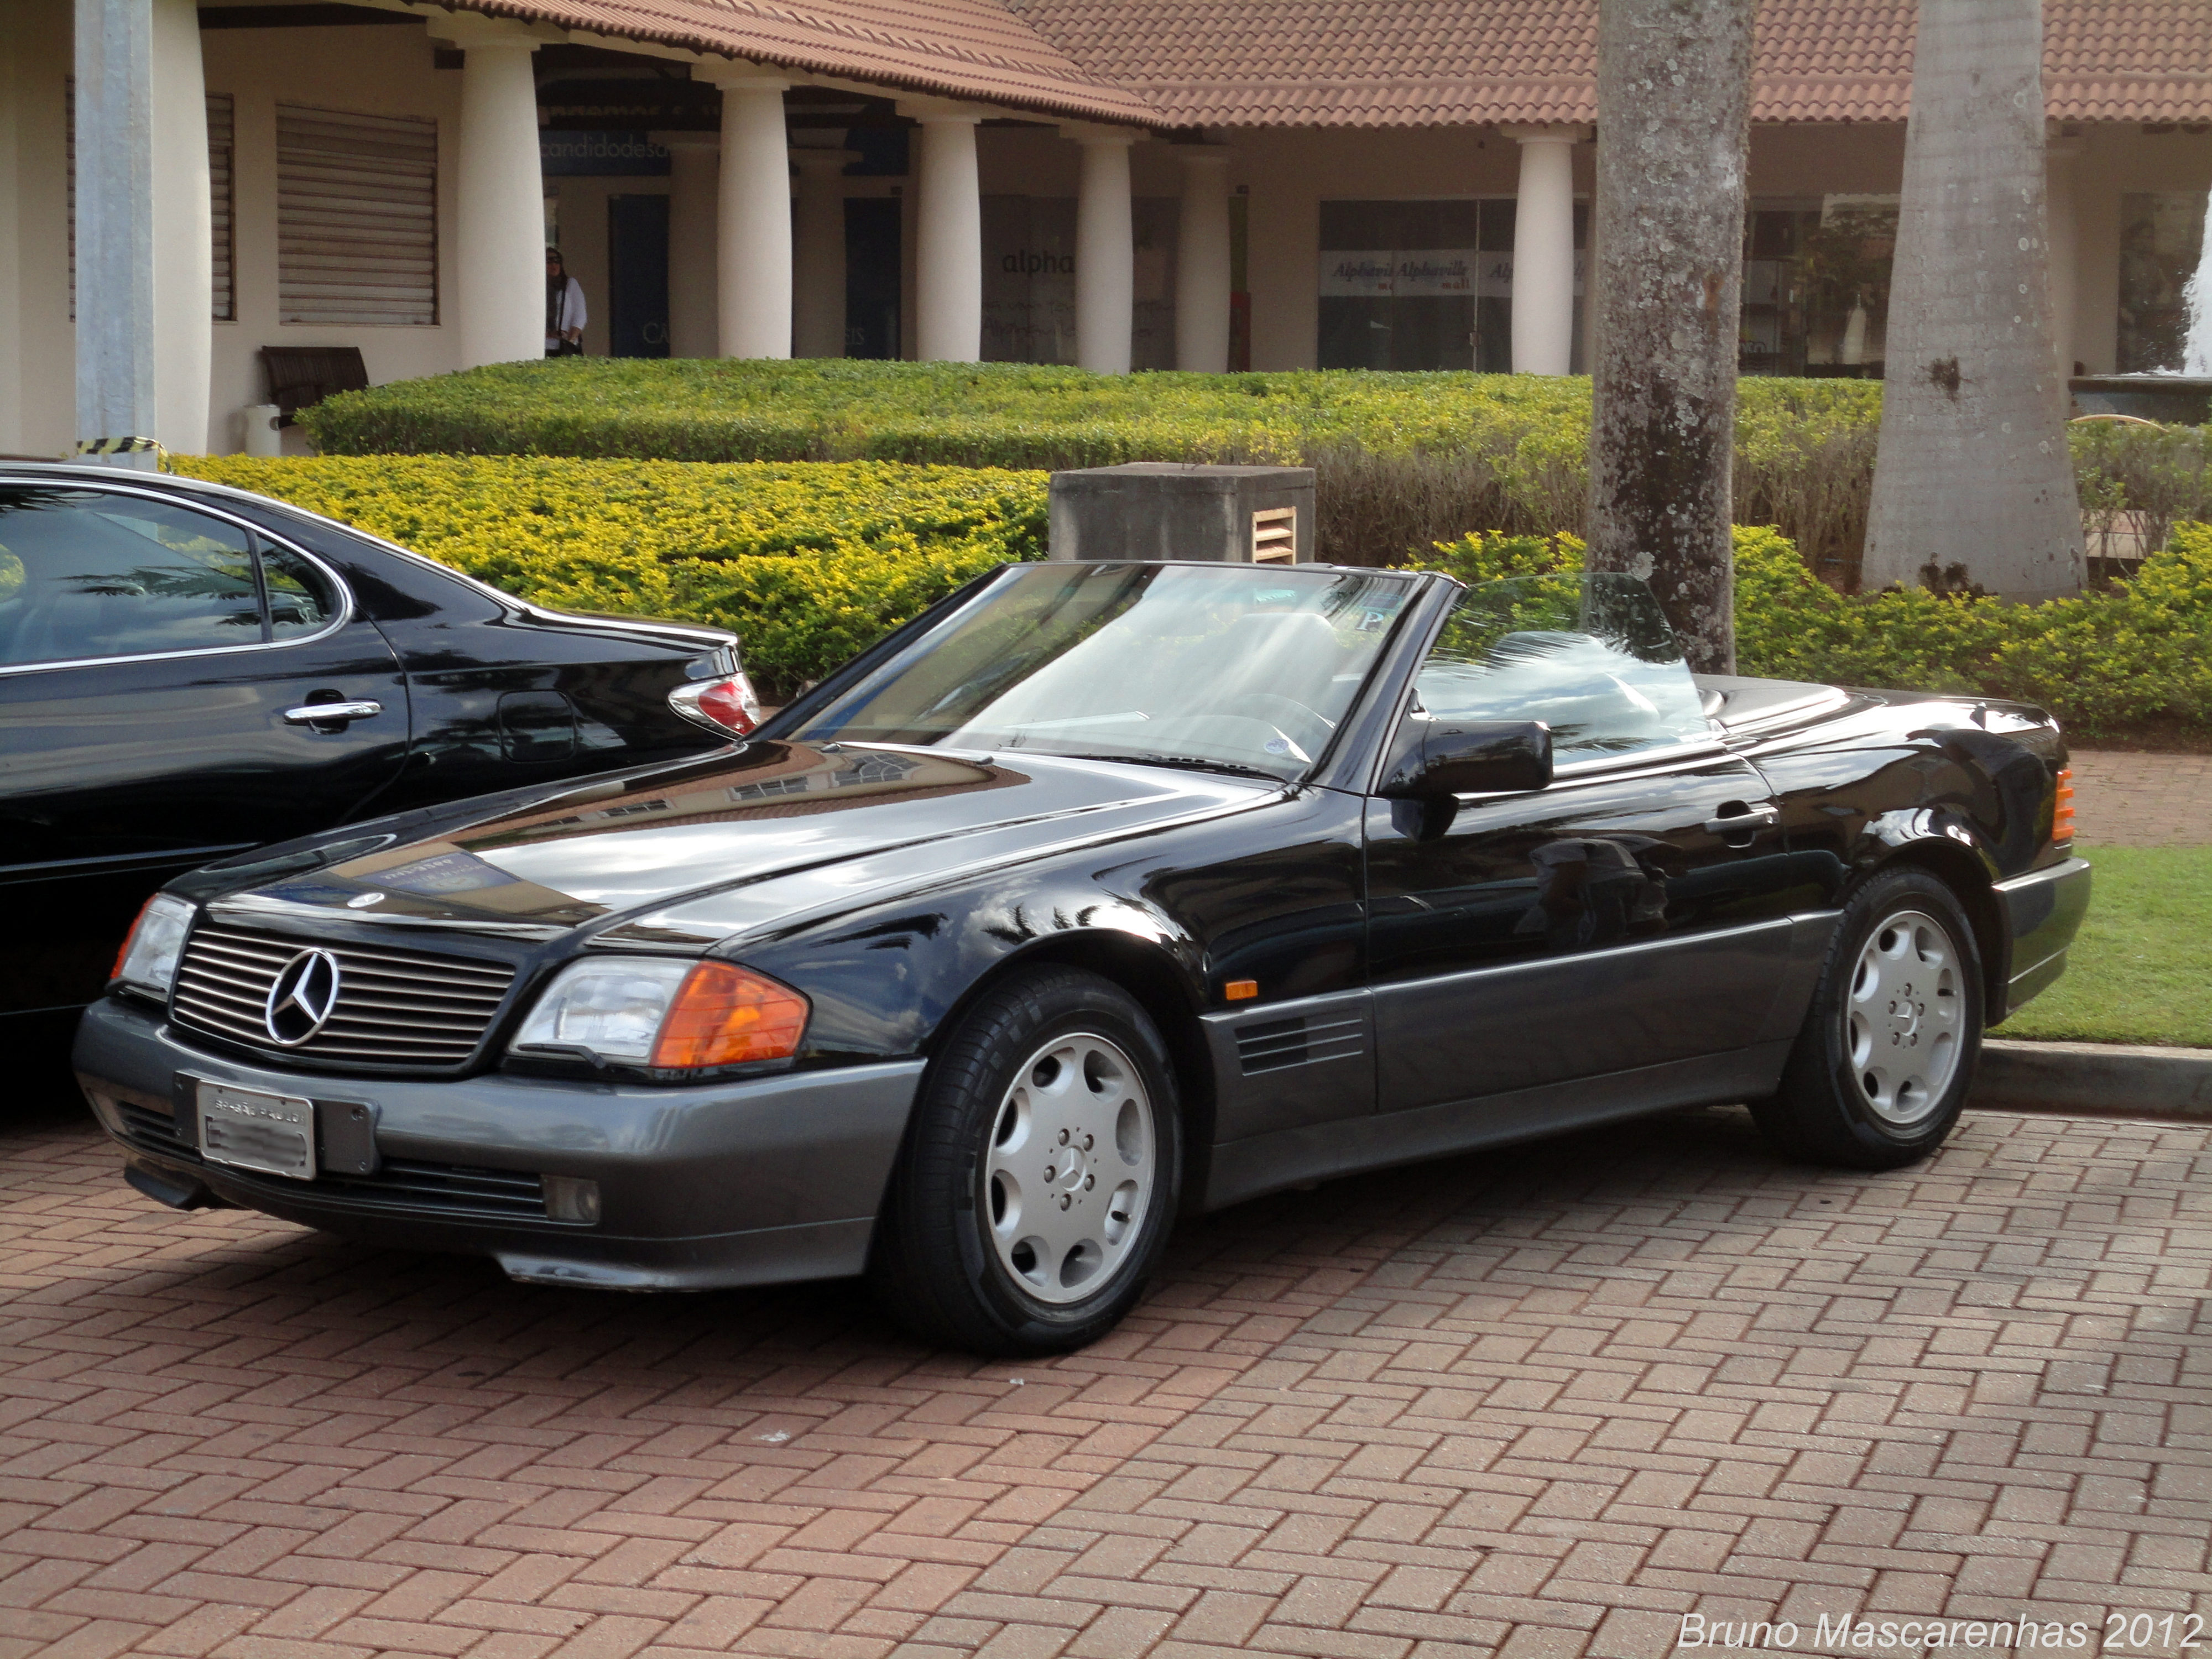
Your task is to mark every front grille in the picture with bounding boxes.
[171,925,517,1070]
[109,1102,546,1219]
[1236,1011,1368,1076]
[118,1100,193,1154]
[321,1160,546,1217]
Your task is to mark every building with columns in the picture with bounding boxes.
[1,0,2208,458]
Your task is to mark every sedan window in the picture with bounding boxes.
[1413,573,1709,759]
[0,489,343,666]
[0,489,263,666]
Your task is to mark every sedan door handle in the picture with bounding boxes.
[284,699,383,727]
[1704,805,1780,836]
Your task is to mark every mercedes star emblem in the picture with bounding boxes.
[264,948,343,1045]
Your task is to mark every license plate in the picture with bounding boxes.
[197,1083,317,1180]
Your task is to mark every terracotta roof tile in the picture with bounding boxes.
[466,0,1162,124]
[455,0,2212,127]
[996,0,2212,127]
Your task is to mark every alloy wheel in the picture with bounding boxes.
[1843,907,1963,1126]
[982,1031,1156,1304]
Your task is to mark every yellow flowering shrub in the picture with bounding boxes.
[173,455,1047,693]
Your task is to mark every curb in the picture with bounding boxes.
[1971,1037,2212,1120]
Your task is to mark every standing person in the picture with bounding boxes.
[546,248,587,356]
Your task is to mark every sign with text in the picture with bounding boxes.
[539,132,670,177]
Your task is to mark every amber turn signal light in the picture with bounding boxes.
[1224,979,1259,1001]
[111,894,159,983]
[2053,766,2075,844]
[650,962,810,1068]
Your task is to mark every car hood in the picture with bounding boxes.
[225,740,1277,946]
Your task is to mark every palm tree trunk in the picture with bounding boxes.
[1586,0,1755,674]
[1862,0,2083,600]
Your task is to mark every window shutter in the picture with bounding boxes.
[208,93,234,321]
[276,104,437,326]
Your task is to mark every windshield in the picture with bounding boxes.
[790,561,1418,780]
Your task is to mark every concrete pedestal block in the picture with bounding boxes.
[1048,463,1317,564]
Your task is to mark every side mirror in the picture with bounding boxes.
[1381,719,1553,801]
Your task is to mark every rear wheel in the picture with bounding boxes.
[1752,867,1984,1170]
[870,968,1181,1354]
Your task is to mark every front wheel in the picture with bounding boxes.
[1751,867,1985,1170]
[869,968,1181,1354]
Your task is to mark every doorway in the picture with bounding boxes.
[608,194,670,358]
[845,197,901,359]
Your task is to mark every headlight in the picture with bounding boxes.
[112,894,195,996]
[511,958,808,1070]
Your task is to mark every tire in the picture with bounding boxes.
[1751,867,1985,1170]
[869,967,1182,1355]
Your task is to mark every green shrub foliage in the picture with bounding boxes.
[178,453,2212,736]
[1418,523,2212,735]
[299,359,1887,571]
[174,455,1047,696]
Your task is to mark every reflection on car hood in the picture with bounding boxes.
[231,741,1274,942]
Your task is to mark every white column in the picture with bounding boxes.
[2046,132,2083,380]
[1068,126,1135,374]
[74,0,157,462]
[657,131,719,358]
[0,25,19,455]
[908,107,982,362]
[435,14,547,369]
[150,0,210,452]
[1173,147,1231,373]
[702,68,791,359]
[791,145,853,358]
[1504,124,1584,376]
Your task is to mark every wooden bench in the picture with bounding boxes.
[259,346,369,427]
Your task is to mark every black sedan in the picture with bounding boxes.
[1,463,756,1053]
[74,559,2090,1354]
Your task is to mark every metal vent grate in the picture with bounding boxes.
[171,925,515,1070]
[1236,1011,1366,1076]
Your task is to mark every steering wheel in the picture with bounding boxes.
[1223,691,1335,754]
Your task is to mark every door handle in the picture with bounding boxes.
[1704,805,1780,836]
[284,699,383,727]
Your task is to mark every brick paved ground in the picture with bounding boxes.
[2069,752,2212,847]
[4,1103,2209,1659]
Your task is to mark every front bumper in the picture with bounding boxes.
[1995,854,2093,1016]
[72,996,924,1291]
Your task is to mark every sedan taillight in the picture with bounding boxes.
[669,672,761,738]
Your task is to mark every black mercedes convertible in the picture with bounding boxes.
[75,559,2090,1354]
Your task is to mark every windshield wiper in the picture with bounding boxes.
[1051,752,1286,782]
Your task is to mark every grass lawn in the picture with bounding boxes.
[1997,845,2212,1047]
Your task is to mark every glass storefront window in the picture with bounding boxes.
[1740,197,1896,378]
[981,196,1178,369]
[2118,192,2208,373]
[1318,199,1590,373]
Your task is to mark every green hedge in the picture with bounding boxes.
[1418,523,2212,737]
[174,455,1047,696]
[299,359,1887,575]
[178,453,2212,737]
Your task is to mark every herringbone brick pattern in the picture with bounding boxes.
[3,1104,2208,1658]
[2069,750,2212,848]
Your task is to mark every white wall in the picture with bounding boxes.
[3,0,75,456]
[201,20,463,452]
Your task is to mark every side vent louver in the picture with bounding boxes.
[1236,1012,1366,1076]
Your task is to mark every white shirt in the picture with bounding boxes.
[546,276,588,348]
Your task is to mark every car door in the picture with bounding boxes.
[1365,572,1807,1128]
[0,482,406,1020]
